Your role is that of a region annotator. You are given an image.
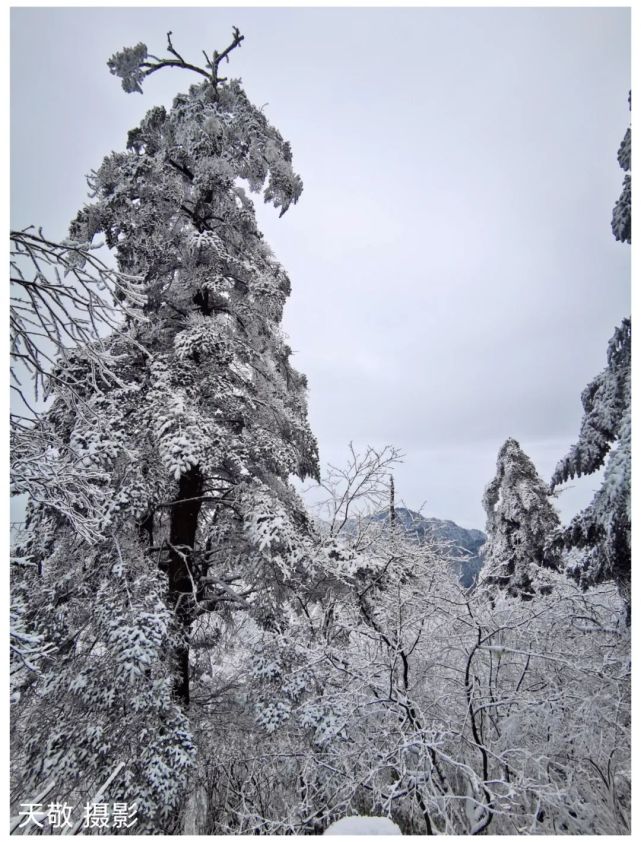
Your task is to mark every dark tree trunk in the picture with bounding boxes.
[166,465,204,705]
[390,474,396,529]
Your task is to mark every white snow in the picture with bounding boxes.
[324,816,402,835]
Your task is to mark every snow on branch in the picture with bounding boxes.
[108,28,245,94]
[10,227,146,410]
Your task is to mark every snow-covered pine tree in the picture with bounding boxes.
[551,96,631,621]
[550,318,631,616]
[611,91,631,244]
[481,438,560,599]
[11,29,320,831]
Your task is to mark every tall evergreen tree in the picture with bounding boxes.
[481,438,560,599]
[551,95,631,620]
[11,30,320,831]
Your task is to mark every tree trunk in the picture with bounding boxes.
[166,465,204,705]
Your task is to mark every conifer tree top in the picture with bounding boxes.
[481,437,560,599]
[108,28,245,95]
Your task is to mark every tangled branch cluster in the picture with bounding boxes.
[10,228,146,413]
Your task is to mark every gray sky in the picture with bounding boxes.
[11,6,631,529]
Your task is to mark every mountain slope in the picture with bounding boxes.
[371,507,486,587]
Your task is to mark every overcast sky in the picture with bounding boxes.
[11,6,631,529]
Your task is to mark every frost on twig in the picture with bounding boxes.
[108,27,244,94]
[10,227,146,409]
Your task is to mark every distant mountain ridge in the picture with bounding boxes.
[370,507,486,588]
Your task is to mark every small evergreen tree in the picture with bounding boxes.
[11,29,320,830]
[481,438,560,599]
